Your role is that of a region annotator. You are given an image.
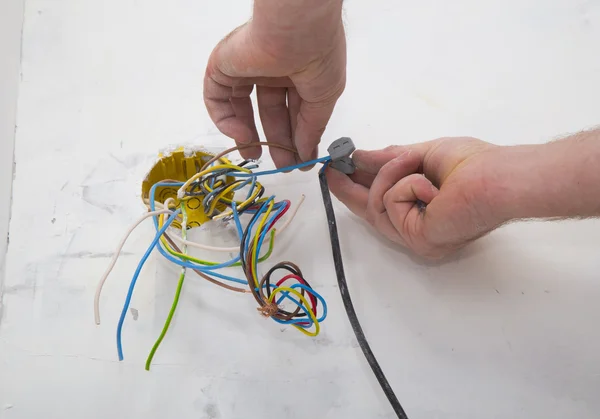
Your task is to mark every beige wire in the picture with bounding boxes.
[94,193,305,324]
[94,209,173,325]
[147,195,305,252]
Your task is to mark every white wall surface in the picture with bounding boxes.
[0,0,23,322]
[1,1,600,418]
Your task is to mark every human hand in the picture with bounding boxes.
[326,137,500,259]
[204,0,346,168]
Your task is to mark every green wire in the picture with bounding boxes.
[145,207,278,370]
[145,269,186,371]
[146,201,277,370]
[232,229,275,267]
[146,203,189,371]
[160,227,276,267]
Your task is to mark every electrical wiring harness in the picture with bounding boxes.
[94,140,409,418]
[95,143,329,369]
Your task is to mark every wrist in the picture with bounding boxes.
[250,0,343,59]
[484,130,600,223]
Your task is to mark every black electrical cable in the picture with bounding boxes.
[318,168,409,419]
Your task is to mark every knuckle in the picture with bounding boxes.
[302,75,345,107]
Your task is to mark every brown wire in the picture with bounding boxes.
[156,146,313,319]
[151,179,249,293]
[162,232,248,294]
[201,142,298,171]
[243,236,305,321]
[258,261,307,321]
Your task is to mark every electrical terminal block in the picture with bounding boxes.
[327,137,356,174]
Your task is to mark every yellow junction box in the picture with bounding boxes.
[141,147,235,229]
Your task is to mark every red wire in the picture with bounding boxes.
[275,274,317,326]
[269,200,290,230]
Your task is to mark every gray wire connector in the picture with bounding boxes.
[327,137,356,174]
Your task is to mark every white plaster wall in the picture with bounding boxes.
[0,0,23,320]
[1,1,600,418]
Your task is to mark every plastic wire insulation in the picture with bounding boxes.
[318,166,409,419]
[94,209,173,325]
[116,209,181,361]
[145,203,189,370]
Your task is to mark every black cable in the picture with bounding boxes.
[318,168,409,419]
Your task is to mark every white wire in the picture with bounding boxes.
[94,209,173,325]
[94,195,305,324]
[169,194,305,252]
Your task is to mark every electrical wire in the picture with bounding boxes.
[145,202,189,370]
[161,232,248,294]
[231,156,331,177]
[102,142,329,366]
[94,201,271,323]
[94,209,173,325]
[318,165,409,419]
[116,209,181,361]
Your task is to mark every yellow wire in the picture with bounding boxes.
[201,178,264,206]
[207,181,252,215]
[251,200,274,287]
[157,212,276,267]
[268,286,320,337]
[157,212,220,266]
[179,163,252,197]
[178,163,266,215]
[212,186,265,221]
[204,178,265,213]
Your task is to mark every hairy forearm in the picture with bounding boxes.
[251,0,343,57]
[487,129,600,222]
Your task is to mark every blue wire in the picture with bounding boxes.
[231,205,244,240]
[243,200,285,214]
[149,182,184,230]
[233,156,331,178]
[275,283,328,323]
[243,199,272,257]
[209,160,216,188]
[149,182,247,283]
[265,282,328,327]
[244,198,284,266]
[252,197,287,259]
[246,176,256,200]
[319,159,330,175]
[253,201,285,267]
[156,240,241,271]
[116,209,181,361]
[155,239,247,284]
[145,166,329,330]
[203,178,252,210]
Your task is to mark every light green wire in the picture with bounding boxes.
[145,203,189,371]
[146,207,276,370]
